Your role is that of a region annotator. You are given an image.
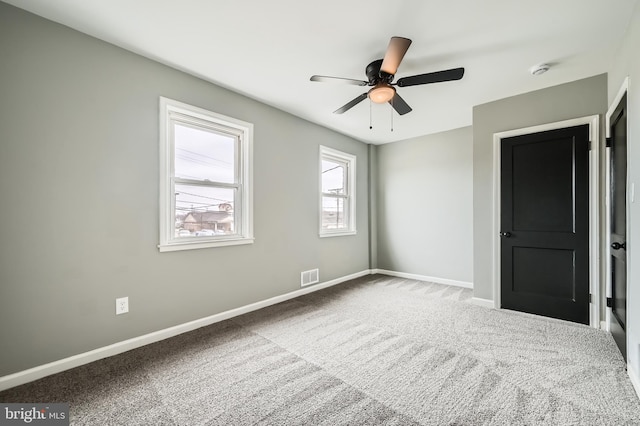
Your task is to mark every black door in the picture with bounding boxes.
[609,93,627,360]
[501,125,590,324]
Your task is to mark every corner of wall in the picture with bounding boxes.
[368,143,378,270]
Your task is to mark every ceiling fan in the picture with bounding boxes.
[310,37,464,116]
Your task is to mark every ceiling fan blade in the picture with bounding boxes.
[389,93,412,115]
[380,37,412,76]
[310,75,368,86]
[396,67,465,87]
[333,93,368,114]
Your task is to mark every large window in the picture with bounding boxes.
[320,146,356,236]
[159,97,253,252]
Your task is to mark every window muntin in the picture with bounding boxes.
[320,146,356,236]
[159,97,253,251]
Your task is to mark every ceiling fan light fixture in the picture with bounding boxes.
[368,84,395,104]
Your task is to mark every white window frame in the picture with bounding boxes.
[159,97,253,252]
[319,145,356,237]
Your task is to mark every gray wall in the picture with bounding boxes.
[0,3,370,376]
[376,127,473,283]
[472,74,608,301]
[608,0,640,385]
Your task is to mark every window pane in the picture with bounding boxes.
[322,196,347,230]
[175,183,235,237]
[322,160,345,194]
[174,123,235,183]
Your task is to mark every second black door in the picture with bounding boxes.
[501,125,590,324]
[609,93,627,359]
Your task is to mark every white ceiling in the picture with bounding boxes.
[5,0,638,144]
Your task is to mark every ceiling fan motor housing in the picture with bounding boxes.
[366,59,393,85]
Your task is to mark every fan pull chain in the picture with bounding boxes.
[369,99,373,130]
[390,99,394,132]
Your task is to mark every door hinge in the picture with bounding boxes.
[588,141,592,151]
[606,297,613,308]
[606,137,612,148]
[589,293,592,303]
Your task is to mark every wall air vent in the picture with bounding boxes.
[301,269,320,287]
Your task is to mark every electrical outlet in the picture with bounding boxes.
[115,297,129,315]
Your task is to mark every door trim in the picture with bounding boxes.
[492,115,600,328]
[604,77,629,337]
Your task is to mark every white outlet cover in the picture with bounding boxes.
[115,297,129,315]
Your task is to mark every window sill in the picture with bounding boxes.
[158,237,254,252]
[319,230,357,238]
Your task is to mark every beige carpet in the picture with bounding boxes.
[1,274,639,425]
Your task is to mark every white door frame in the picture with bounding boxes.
[604,77,629,336]
[492,115,601,328]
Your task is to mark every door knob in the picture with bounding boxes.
[611,242,626,250]
[500,232,511,238]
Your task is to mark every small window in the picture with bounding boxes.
[159,97,253,251]
[320,146,356,237]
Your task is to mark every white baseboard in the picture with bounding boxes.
[470,297,495,309]
[373,269,473,289]
[629,362,640,400]
[0,269,371,392]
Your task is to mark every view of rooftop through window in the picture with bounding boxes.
[174,123,237,238]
